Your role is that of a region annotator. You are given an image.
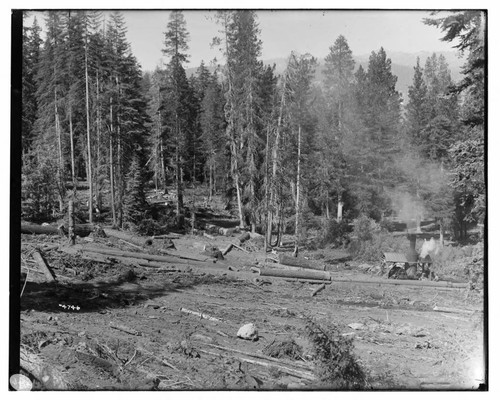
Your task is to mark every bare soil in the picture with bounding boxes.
[18,220,485,390]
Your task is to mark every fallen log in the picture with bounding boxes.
[278,254,325,271]
[196,348,314,381]
[203,343,314,372]
[179,307,222,322]
[62,244,212,265]
[20,346,71,390]
[259,268,331,281]
[285,278,333,285]
[231,243,249,253]
[200,222,236,236]
[152,233,181,239]
[311,283,326,297]
[432,305,476,314]
[32,251,56,283]
[62,248,198,270]
[104,229,153,247]
[21,223,93,237]
[110,322,142,336]
[329,276,468,289]
[222,243,233,256]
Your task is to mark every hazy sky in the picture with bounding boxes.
[27,10,460,72]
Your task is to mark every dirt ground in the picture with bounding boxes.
[18,222,485,391]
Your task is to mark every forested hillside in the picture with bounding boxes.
[21,10,485,243]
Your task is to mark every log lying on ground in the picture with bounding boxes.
[311,283,326,297]
[59,245,214,267]
[152,233,181,239]
[21,223,93,237]
[259,267,331,281]
[329,276,468,289]
[77,251,183,271]
[198,222,237,237]
[195,348,314,381]
[278,254,325,271]
[285,278,333,285]
[32,251,56,283]
[104,228,154,247]
[20,347,70,390]
[221,243,233,256]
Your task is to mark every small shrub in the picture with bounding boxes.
[263,338,303,361]
[321,219,351,247]
[136,218,165,236]
[352,214,380,241]
[305,318,366,389]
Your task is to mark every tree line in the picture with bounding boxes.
[21,10,485,244]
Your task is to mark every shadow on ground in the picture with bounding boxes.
[20,271,235,314]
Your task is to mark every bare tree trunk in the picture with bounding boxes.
[54,87,64,213]
[337,194,343,222]
[115,76,123,227]
[175,141,183,216]
[84,35,93,224]
[95,69,102,211]
[109,99,116,226]
[69,105,76,187]
[294,125,301,257]
[439,218,445,247]
[268,76,286,246]
[160,141,167,193]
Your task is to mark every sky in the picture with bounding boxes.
[27,10,461,72]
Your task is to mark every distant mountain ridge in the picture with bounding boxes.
[185,50,464,101]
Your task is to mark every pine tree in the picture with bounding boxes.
[32,11,67,213]
[123,153,148,225]
[350,48,402,219]
[406,57,428,150]
[22,15,42,156]
[162,10,192,218]
[200,72,227,200]
[323,35,355,131]
[425,11,486,229]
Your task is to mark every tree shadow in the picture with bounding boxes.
[20,271,232,314]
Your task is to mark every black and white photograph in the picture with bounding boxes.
[10,5,487,392]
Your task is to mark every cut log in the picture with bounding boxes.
[20,347,71,389]
[152,233,181,239]
[63,244,211,265]
[222,243,233,256]
[21,223,93,237]
[110,322,141,336]
[203,343,314,372]
[278,254,325,271]
[285,278,333,285]
[196,221,237,236]
[432,306,476,314]
[195,349,314,381]
[231,243,249,253]
[259,268,331,281]
[311,283,326,297]
[32,251,56,283]
[104,229,154,247]
[328,276,468,289]
[179,307,222,322]
[59,246,208,269]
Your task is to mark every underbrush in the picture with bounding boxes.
[305,318,366,389]
[347,215,408,262]
[431,242,484,283]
